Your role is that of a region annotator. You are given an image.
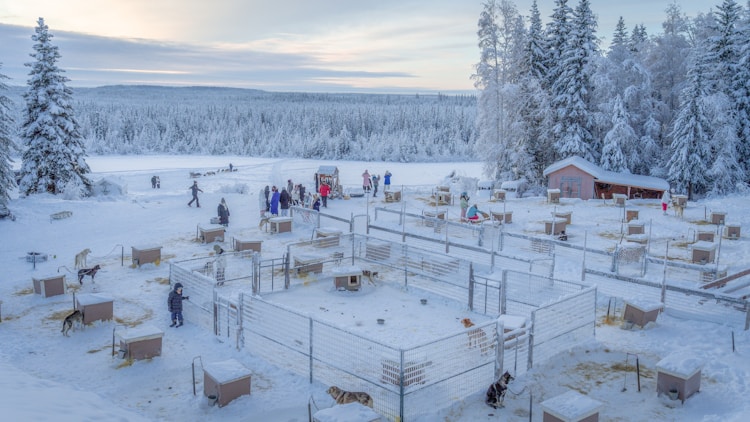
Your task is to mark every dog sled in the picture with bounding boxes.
[50,210,73,222]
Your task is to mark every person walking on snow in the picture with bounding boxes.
[217,198,230,226]
[362,170,372,193]
[661,190,671,215]
[188,181,203,207]
[168,283,189,327]
[384,171,392,191]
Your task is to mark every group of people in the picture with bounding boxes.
[459,191,485,222]
[361,170,392,198]
[150,175,161,189]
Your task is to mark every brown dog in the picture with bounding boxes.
[461,318,491,355]
[326,386,374,408]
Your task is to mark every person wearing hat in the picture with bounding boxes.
[460,192,470,222]
[467,203,482,221]
[168,283,189,327]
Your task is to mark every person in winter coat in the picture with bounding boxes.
[270,186,280,215]
[319,182,331,208]
[168,283,189,327]
[460,192,470,221]
[298,185,306,206]
[188,181,203,207]
[362,170,372,193]
[279,188,291,216]
[312,194,321,211]
[264,185,271,212]
[151,175,157,188]
[217,198,230,226]
[371,175,379,197]
[384,171,392,191]
[467,204,482,221]
[661,189,671,215]
[287,179,294,195]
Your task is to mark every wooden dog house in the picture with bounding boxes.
[723,224,741,240]
[423,209,446,227]
[672,194,688,207]
[613,193,628,207]
[691,241,716,264]
[199,225,225,243]
[384,190,401,202]
[627,220,645,235]
[625,208,639,222]
[554,210,572,225]
[315,227,342,247]
[269,217,292,234]
[547,189,561,204]
[232,238,262,253]
[33,274,66,298]
[697,230,715,242]
[656,352,703,403]
[131,245,162,267]
[710,211,727,225]
[541,390,602,422]
[623,299,662,328]
[544,218,567,235]
[204,358,252,407]
[75,293,114,325]
[294,254,324,276]
[117,325,164,360]
[491,189,506,202]
[332,266,362,291]
[491,210,512,224]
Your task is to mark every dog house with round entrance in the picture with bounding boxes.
[117,325,164,360]
[656,352,704,403]
[203,358,252,407]
[33,274,66,298]
[541,389,603,422]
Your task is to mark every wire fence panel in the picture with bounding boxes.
[530,287,597,368]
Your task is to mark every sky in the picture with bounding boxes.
[0,155,748,421]
[0,0,711,93]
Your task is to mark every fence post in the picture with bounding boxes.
[309,318,314,383]
[468,263,474,311]
[528,311,535,370]
[500,270,507,315]
[399,349,405,422]
[611,244,618,273]
[284,246,291,290]
[495,319,504,379]
[252,253,260,295]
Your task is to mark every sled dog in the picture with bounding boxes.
[326,386,374,408]
[61,310,83,336]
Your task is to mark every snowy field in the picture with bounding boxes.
[1,155,749,422]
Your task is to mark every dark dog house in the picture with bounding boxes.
[541,390,602,422]
[117,325,164,360]
[204,358,252,407]
[723,224,741,240]
[33,275,66,298]
[75,293,113,325]
[131,246,162,267]
[232,238,262,253]
[625,208,639,222]
[269,217,292,234]
[710,211,726,225]
[199,225,225,243]
[656,352,703,403]
[627,220,645,235]
[691,241,716,264]
[623,299,662,328]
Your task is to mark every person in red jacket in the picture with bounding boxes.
[319,182,331,208]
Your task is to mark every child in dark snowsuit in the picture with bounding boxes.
[168,283,189,327]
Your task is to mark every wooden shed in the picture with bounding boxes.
[543,156,669,200]
[315,166,343,199]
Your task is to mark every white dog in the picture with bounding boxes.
[75,248,91,269]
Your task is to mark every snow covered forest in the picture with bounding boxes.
[2,0,750,204]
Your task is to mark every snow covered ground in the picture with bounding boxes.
[1,155,749,421]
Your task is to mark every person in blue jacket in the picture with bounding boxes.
[270,186,280,215]
[384,171,392,191]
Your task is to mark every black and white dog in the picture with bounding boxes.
[61,310,83,336]
[77,264,101,285]
[485,371,514,408]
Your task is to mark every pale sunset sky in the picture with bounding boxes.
[0,0,710,93]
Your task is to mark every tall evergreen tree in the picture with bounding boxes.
[549,0,599,162]
[600,95,632,172]
[667,60,712,198]
[0,63,17,207]
[18,18,91,196]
